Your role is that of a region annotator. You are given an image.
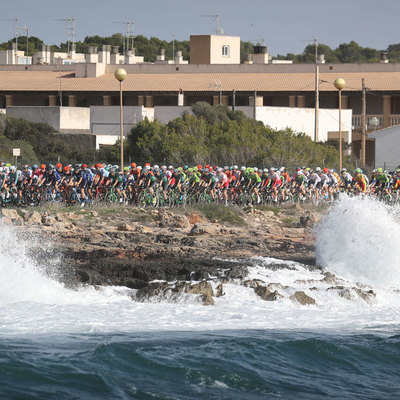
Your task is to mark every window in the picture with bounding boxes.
[222,45,229,57]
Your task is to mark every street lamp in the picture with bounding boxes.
[115,68,127,171]
[334,78,346,171]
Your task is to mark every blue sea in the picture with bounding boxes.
[0,196,399,399]
[1,330,399,399]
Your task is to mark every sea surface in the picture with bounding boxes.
[0,196,399,399]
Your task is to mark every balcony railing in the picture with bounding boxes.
[352,114,400,130]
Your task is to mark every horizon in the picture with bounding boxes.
[0,0,399,57]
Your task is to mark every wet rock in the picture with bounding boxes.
[339,287,376,303]
[254,286,283,301]
[290,291,316,305]
[187,281,215,305]
[322,272,337,284]
[42,215,57,226]
[135,282,169,301]
[242,279,265,288]
[216,283,225,297]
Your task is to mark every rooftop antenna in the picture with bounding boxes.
[0,17,19,51]
[301,36,318,64]
[18,25,29,56]
[113,21,134,55]
[55,18,76,54]
[201,14,224,34]
[249,38,266,46]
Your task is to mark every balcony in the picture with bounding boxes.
[352,114,400,130]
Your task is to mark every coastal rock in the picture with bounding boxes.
[187,281,215,305]
[118,222,135,232]
[159,212,190,229]
[1,209,23,225]
[189,223,219,236]
[24,211,42,225]
[242,279,265,288]
[216,283,225,297]
[185,212,204,224]
[298,211,321,228]
[339,287,376,303]
[42,215,57,226]
[254,286,283,301]
[290,291,316,305]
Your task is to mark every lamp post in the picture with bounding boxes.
[115,68,127,171]
[334,78,346,171]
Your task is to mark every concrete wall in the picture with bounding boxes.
[95,135,120,149]
[90,106,154,136]
[6,106,91,133]
[7,106,61,130]
[369,126,400,170]
[210,35,240,64]
[60,107,90,133]
[235,106,353,143]
[154,106,193,124]
[190,35,211,64]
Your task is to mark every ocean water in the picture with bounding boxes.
[0,196,399,399]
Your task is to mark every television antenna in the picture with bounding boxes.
[113,21,134,55]
[55,18,76,54]
[201,14,224,34]
[249,38,266,46]
[301,36,318,64]
[0,17,19,51]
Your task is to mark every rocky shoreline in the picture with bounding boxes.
[3,203,362,306]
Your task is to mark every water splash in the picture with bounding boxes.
[315,195,400,288]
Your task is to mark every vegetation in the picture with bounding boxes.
[192,203,246,226]
[120,102,355,170]
[273,41,399,64]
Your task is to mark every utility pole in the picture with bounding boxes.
[314,37,319,142]
[361,78,366,165]
[315,65,320,142]
[232,89,236,112]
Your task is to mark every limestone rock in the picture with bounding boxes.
[0,209,23,225]
[242,279,265,288]
[24,211,42,225]
[339,287,376,303]
[187,281,215,305]
[216,283,225,297]
[254,286,283,301]
[42,215,57,226]
[189,223,219,236]
[118,222,135,232]
[159,212,190,228]
[185,212,204,225]
[290,291,316,305]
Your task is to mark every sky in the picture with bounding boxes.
[0,0,399,56]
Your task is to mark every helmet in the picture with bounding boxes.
[377,168,383,173]
[323,168,329,173]
[64,166,70,172]
[95,163,102,168]
[74,164,80,170]
[341,168,347,173]
[280,167,285,172]
[153,165,159,170]
[270,167,276,172]
[131,162,136,168]
[56,163,62,169]
[184,165,188,170]
[32,164,38,170]
[233,165,238,170]
[224,166,229,170]
[40,164,46,170]
[144,163,151,168]
[123,167,129,172]
[193,166,198,171]
[82,164,87,169]
[297,170,302,175]
[197,165,202,171]
[253,167,258,172]
[168,165,174,170]
[161,165,167,170]
[23,164,29,169]
[263,168,269,173]
[10,166,16,172]
[315,167,321,172]
[355,168,363,174]
[240,166,246,172]
[137,166,142,170]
